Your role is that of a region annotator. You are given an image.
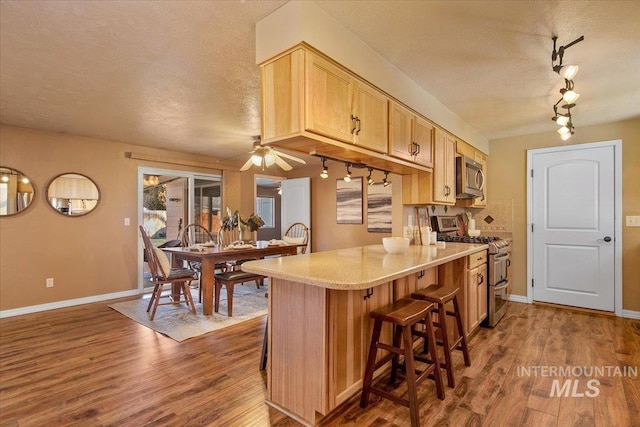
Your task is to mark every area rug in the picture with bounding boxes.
[108,283,267,342]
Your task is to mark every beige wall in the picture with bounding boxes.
[285,162,402,253]
[0,125,402,312]
[488,117,640,312]
[0,125,227,311]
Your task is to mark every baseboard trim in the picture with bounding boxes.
[622,309,640,320]
[0,289,143,319]
[507,294,529,303]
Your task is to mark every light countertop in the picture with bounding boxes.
[241,242,488,290]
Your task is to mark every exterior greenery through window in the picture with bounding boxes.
[256,196,275,228]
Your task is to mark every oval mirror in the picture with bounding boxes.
[0,166,35,216]
[47,173,100,216]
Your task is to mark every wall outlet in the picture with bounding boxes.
[124,217,130,226]
[626,215,640,227]
[46,278,54,288]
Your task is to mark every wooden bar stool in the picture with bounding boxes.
[411,285,471,389]
[360,298,445,427]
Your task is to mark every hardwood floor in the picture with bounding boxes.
[1,299,638,426]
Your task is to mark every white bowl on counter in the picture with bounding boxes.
[382,237,410,254]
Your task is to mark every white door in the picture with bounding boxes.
[281,177,311,252]
[530,144,615,311]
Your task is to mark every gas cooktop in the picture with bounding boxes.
[437,234,502,244]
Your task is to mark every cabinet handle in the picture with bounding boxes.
[478,273,484,285]
[355,117,362,135]
[363,287,374,300]
[350,115,357,134]
[414,142,420,156]
[444,185,450,196]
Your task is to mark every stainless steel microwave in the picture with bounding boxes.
[456,156,484,198]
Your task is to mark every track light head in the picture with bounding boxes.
[367,168,375,185]
[382,171,390,187]
[320,157,329,179]
[344,163,352,182]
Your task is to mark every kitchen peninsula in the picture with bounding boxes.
[242,242,488,426]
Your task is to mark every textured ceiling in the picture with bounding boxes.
[1,1,639,166]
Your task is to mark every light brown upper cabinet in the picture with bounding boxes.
[389,102,434,168]
[305,51,389,153]
[262,45,419,174]
[433,128,457,205]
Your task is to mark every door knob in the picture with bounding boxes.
[603,236,612,242]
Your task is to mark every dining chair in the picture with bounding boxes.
[284,222,309,254]
[181,223,227,302]
[139,226,197,320]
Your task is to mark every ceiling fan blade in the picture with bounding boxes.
[240,157,255,171]
[274,156,293,171]
[274,150,306,164]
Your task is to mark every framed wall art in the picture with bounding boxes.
[336,177,363,224]
[367,182,392,232]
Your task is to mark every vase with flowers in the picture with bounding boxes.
[221,207,265,243]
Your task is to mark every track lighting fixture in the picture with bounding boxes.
[312,155,390,186]
[367,168,375,185]
[382,171,390,187]
[344,163,352,182]
[551,35,583,141]
[320,157,329,179]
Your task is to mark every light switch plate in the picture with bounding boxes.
[124,217,130,226]
[626,215,640,227]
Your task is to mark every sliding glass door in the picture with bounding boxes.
[138,167,222,289]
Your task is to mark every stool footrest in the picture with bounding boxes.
[377,342,405,356]
[369,387,410,408]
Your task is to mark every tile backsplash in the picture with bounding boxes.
[470,199,514,233]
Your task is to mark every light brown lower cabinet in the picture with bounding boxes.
[268,278,393,425]
[267,254,486,425]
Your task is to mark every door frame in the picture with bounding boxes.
[137,166,222,291]
[526,139,622,316]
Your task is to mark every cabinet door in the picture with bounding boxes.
[466,265,479,333]
[477,263,488,323]
[471,151,488,207]
[389,102,414,161]
[327,283,393,408]
[413,117,434,168]
[353,81,388,153]
[306,52,355,143]
[433,128,455,204]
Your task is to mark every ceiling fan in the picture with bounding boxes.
[240,141,306,171]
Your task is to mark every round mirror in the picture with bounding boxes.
[47,173,100,216]
[0,166,35,216]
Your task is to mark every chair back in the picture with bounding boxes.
[140,226,167,279]
[181,223,216,247]
[284,222,309,254]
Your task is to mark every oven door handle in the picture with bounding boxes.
[493,279,509,290]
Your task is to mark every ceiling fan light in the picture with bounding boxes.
[560,132,572,141]
[251,154,262,167]
[560,65,579,80]
[557,126,571,135]
[562,90,579,104]
[556,115,570,126]
[264,152,276,166]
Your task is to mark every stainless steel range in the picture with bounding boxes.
[432,215,511,327]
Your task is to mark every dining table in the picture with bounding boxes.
[162,241,301,315]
